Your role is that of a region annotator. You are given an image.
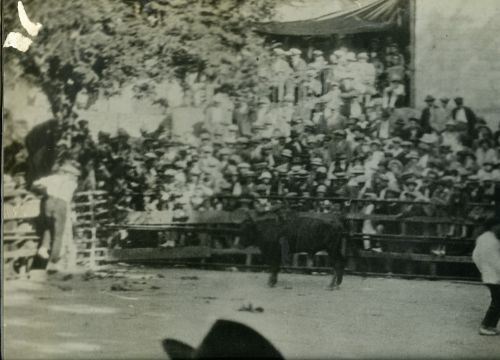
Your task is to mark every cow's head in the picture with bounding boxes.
[239,206,287,248]
[239,210,259,248]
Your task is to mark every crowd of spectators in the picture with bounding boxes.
[74,43,498,215]
[5,41,500,254]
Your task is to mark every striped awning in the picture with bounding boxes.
[257,0,404,36]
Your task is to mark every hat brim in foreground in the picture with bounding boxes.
[162,339,195,360]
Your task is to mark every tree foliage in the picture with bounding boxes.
[3,0,275,120]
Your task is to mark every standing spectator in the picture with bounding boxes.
[289,48,307,102]
[439,96,453,122]
[472,218,500,335]
[270,48,293,102]
[451,97,477,140]
[361,193,382,252]
[420,95,441,134]
[325,53,339,90]
[310,49,328,93]
[355,52,376,87]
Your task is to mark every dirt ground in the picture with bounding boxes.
[3,266,500,359]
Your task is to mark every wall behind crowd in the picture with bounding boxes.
[414,0,500,129]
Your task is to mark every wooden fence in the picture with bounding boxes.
[107,195,496,281]
[3,190,111,278]
[4,191,495,280]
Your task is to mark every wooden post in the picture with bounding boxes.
[429,262,437,277]
[245,252,253,266]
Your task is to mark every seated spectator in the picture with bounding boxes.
[476,139,497,166]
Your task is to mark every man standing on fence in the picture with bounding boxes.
[33,161,80,273]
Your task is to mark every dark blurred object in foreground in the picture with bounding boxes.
[162,319,284,359]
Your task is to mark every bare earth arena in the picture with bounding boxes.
[4,268,500,359]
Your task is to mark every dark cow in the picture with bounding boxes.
[241,209,346,290]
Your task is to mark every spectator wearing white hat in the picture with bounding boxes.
[438,96,452,117]
[289,48,307,72]
[310,49,327,72]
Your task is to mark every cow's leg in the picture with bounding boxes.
[264,242,281,288]
[328,247,345,291]
[268,263,280,288]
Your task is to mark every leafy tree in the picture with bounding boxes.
[3,0,275,121]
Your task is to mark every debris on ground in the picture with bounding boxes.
[82,271,95,281]
[110,281,142,292]
[150,285,161,290]
[195,296,218,300]
[157,273,165,278]
[55,284,73,291]
[284,286,293,290]
[61,274,73,281]
[238,303,264,313]
[180,276,199,280]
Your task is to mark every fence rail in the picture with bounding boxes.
[110,195,493,280]
[4,190,493,280]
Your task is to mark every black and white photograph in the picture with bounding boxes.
[2,0,500,358]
